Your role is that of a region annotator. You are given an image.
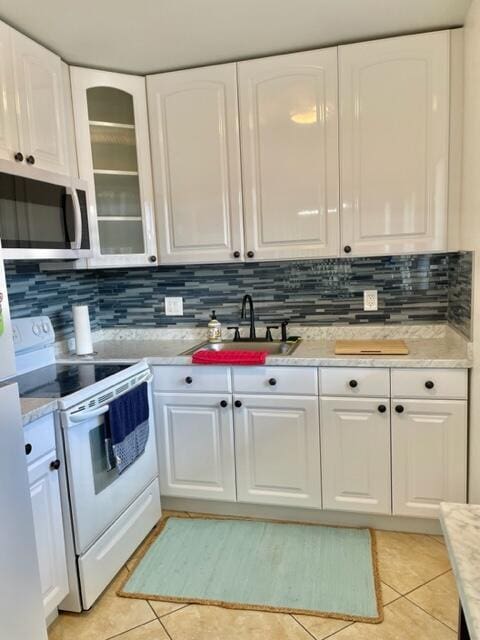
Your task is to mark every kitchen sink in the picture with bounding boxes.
[181,339,301,356]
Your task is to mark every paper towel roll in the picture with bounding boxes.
[73,305,93,355]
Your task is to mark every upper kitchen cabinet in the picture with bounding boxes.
[147,64,244,264]
[0,21,70,175]
[238,49,339,261]
[71,68,157,267]
[339,31,450,256]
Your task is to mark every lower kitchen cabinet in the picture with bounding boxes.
[25,415,68,620]
[392,399,467,518]
[154,393,236,501]
[233,395,321,508]
[320,397,391,514]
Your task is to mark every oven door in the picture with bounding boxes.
[61,383,158,554]
[0,162,92,260]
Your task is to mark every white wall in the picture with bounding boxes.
[461,0,480,502]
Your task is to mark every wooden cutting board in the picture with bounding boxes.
[335,339,409,355]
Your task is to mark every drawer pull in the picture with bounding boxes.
[185,376,193,384]
[349,379,358,388]
[234,400,242,408]
[25,443,32,456]
[220,400,228,408]
[50,459,61,471]
[395,405,404,414]
[268,378,277,386]
[425,380,435,389]
[378,404,387,413]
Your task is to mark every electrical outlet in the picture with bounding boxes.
[165,297,183,316]
[363,290,378,311]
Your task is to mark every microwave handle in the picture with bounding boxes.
[67,186,83,250]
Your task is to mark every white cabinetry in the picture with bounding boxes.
[339,31,450,256]
[154,393,236,501]
[238,49,339,261]
[234,394,321,507]
[320,397,391,514]
[24,414,68,620]
[0,20,69,174]
[392,397,467,518]
[71,67,157,266]
[232,366,321,508]
[147,64,244,264]
[154,365,468,520]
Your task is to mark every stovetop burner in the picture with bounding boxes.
[15,363,130,399]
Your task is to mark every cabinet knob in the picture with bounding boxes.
[425,380,435,389]
[149,255,157,263]
[185,376,193,384]
[50,459,61,471]
[14,152,24,162]
[349,379,358,388]
[234,400,242,408]
[220,400,228,408]
[247,251,255,258]
[344,245,352,254]
[26,155,35,165]
[268,378,277,386]
[378,404,387,413]
[233,251,240,258]
[395,405,404,414]
[25,443,32,456]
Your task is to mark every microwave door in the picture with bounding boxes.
[0,168,92,260]
[24,177,71,250]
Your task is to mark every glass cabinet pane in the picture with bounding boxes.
[90,125,138,172]
[87,87,135,125]
[98,220,145,254]
[94,174,141,218]
[87,86,145,256]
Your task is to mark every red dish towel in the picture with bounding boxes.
[192,350,268,365]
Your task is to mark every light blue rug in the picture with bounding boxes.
[119,516,382,622]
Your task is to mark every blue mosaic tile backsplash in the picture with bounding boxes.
[5,251,473,340]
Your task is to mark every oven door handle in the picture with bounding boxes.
[67,185,83,250]
[69,405,109,423]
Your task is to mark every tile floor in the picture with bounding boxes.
[48,512,459,640]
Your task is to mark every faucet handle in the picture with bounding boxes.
[227,326,241,341]
[281,320,289,342]
[265,325,279,341]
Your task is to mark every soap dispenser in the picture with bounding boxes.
[207,310,222,343]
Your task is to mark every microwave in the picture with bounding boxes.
[0,163,92,260]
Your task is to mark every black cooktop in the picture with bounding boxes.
[16,363,130,399]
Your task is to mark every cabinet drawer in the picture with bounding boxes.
[23,413,56,465]
[232,367,317,395]
[153,365,231,393]
[391,368,468,400]
[320,367,390,397]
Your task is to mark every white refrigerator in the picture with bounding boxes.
[0,246,48,640]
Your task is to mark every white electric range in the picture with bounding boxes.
[13,316,161,611]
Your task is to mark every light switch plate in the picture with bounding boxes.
[363,290,378,311]
[165,297,183,316]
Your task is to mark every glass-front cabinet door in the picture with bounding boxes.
[70,68,157,267]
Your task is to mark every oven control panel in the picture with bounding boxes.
[13,316,54,353]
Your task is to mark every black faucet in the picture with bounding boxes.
[241,294,256,340]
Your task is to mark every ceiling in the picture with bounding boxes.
[0,0,472,75]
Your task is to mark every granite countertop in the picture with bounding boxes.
[440,503,480,640]
[21,397,57,426]
[57,335,472,368]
